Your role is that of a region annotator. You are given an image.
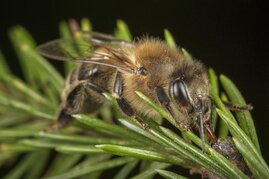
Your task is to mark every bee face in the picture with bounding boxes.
[169,60,211,125]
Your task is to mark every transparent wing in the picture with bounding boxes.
[89,31,131,43]
[37,33,136,73]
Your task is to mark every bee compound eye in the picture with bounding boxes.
[172,80,190,106]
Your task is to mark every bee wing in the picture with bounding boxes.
[37,34,137,74]
[89,31,131,43]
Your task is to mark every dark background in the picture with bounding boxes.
[1,0,268,163]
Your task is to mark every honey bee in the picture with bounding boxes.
[38,30,217,149]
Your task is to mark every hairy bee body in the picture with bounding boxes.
[39,32,214,147]
[57,39,208,130]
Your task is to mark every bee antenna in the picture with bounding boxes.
[198,113,206,152]
[209,97,216,128]
[203,95,216,128]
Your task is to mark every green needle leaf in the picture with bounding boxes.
[0,50,11,75]
[131,162,171,179]
[74,114,153,145]
[208,68,219,131]
[149,126,227,178]
[181,48,193,61]
[59,21,72,39]
[114,20,132,41]
[218,93,229,138]
[220,74,260,153]
[56,145,105,154]
[46,154,82,175]
[156,169,188,179]
[164,29,177,48]
[216,109,269,174]
[3,152,42,179]
[0,95,54,120]
[135,91,172,124]
[233,137,269,178]
[96,144,186,166]
[25,150,50,179]
[37,131,132,145]
[9,26,64,101]
[1,75,52,106]
[0,144,37,153]
[59,21,77,74]
[44,157,135,179]
[209,68,219,96]
[0,129,39,138]
[117,118,170,148]
[160,126,247,178]
[20,139,67,149]
[114,160,139,179]
[0,153,16,167]
[159,127,247,179]
[81,18,92,32]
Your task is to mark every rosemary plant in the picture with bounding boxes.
[0,19,268,179]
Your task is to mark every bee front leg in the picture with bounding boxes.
[156,86,176,119]
[113,72,134,115]
[223,102,253,111]
[113,72,148,128]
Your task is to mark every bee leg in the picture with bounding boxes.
[113,72,134,115]
[210,99,216,130]
[204,98,218,144]
[204,121,218,144]
[198,114,219,152]
[113,72,148,129]
[45,83,86,131]
[223,102,253,111]
[156,86,176,119]
[207,100,218,144]
[46,80,107,131]
[198,113,206,151]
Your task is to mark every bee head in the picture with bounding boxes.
[169,60,212,124]
[168,60,214,149]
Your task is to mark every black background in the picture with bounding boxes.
[1,0,268,164]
